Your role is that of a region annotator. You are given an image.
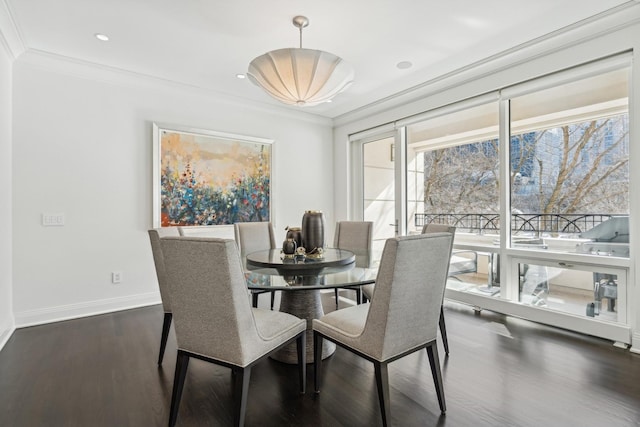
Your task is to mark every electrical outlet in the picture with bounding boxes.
[112,271,122,284]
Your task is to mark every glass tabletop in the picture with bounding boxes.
[245,263,378,291]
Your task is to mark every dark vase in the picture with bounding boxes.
[285,226,302,249]
[282,238,297,256]
[302,210,325,253]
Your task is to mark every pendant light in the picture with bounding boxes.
[247,16,354,107]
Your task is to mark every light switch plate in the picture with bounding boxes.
[42,213,65,226]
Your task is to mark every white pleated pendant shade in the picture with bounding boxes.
[248,48,354,106]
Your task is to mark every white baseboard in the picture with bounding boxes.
[14,292,162,328]
[0,321,16,353]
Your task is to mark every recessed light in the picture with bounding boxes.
[236,73,246,79]
[95,33,110,42]
[396,61,413,70]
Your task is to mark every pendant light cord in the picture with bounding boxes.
[293,15,309,49]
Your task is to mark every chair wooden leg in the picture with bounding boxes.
[251,291,275,310]
[362,294,369,304]
[296,333,306,394]
[313,332,323,393]
[374,361,391,427]
[158,312,172,365]
[333,287,362,308]
[426,343,446,414]
[439,306,450,355]
[168,350,190,427]
[232,366,251,427]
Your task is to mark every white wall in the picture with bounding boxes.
[11,53,334,326]
[0,34,14,349]
[333,5,640,351]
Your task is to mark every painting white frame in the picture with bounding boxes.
[152,122,274,228]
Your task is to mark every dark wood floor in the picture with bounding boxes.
[1,298,640,427]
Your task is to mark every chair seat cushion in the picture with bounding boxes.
[252,308,307,341]
[226,308,305,367]
[361,283,375,300]
[312,303,369,340]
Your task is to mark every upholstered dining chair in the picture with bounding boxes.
[332,221,373,309]
[422,223,456,356]
[312,233,454,426]
[161,236,307,427]
[361,223,456,355]
[234,221,277,310]
[148,227,181,365]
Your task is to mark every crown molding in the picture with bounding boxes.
[0,0,25,59]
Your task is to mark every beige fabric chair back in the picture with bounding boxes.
[234,222,277,258]
[148,227,181,312]
[423,224,456,277]
[161,236,274,366]
[361,233,453,360]
[422,223,456,235]
[334,221,373,257]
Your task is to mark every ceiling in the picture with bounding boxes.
[4,0,632,118]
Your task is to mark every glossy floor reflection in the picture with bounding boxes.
[0,297,638,426]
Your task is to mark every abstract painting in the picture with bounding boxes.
[153,123,272,227]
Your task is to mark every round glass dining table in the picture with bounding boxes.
[245,248,377,363]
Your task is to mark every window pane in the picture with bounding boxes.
[407,102,500,239]
[517,262,622,324]
[509,68,629,257]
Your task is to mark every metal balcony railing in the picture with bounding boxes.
[415,213,628,235]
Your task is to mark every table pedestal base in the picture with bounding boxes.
[270,290,335,364]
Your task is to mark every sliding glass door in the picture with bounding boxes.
[405,100,501,294]
[362,135,399,263]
